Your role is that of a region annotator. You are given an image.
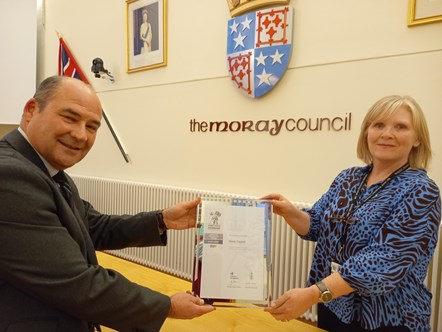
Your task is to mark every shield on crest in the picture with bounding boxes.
[227,6,294,98]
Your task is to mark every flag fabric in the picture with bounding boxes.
[226,6,294,98]
[58,37,89,83]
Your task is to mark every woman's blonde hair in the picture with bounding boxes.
[356,95,432,170]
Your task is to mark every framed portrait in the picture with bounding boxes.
[408,0,442,26]
[126,0,167,72]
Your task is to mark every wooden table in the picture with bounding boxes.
[97,252,325,332]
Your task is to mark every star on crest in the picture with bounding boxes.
[229,20,239,34]
[241,16,253,30]
[256,68,272,86]
[255,52,267,67]
[270,49,284,64]
[233,32,246,49]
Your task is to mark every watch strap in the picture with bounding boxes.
[316,280,328,293]
[156,209,167,235]
[315,280,333,303]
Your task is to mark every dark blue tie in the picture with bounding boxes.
[53,171,75,209]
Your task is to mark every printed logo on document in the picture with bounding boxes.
[226,0,294,98]
[203,208,223,246]
[208,210,222,230]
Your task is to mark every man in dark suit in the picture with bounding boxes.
[0,76,214,332]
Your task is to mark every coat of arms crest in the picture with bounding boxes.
[226,0,293,98]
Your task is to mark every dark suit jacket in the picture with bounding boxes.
[0,129,171,332]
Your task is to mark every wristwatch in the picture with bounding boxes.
[156,210,167,235]
[315,280,333,303]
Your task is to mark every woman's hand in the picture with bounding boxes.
[261,193,310,235]
[261,193,295,218]
[264,287,318,322]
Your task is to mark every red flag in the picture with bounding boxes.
[58,37,89,83]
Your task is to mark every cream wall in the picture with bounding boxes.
[38,0,442,203]
[0,0,37,124]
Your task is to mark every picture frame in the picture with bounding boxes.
[126,0,167,72]
[192,198,273,308]
[408,0,442,26]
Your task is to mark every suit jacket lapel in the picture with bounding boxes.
[3,129,98,264]
[3,129,50,175]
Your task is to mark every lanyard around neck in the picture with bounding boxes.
[336,162,410,262]
[343,162,410,224]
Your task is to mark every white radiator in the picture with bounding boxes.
[72,175,441,330]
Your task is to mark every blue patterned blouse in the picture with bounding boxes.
[302,165,441,332]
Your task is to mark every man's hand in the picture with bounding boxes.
[168,292,215,319]
[162,197,201,230]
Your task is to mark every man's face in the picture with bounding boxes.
[23,80,102,170]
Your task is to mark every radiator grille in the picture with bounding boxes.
[72,175,441,328]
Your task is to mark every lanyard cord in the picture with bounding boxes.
[337,162,410,262]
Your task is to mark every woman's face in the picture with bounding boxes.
[367,106,420,168]
[143,12,148,22]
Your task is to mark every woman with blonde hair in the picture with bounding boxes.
[264,95,440,332]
